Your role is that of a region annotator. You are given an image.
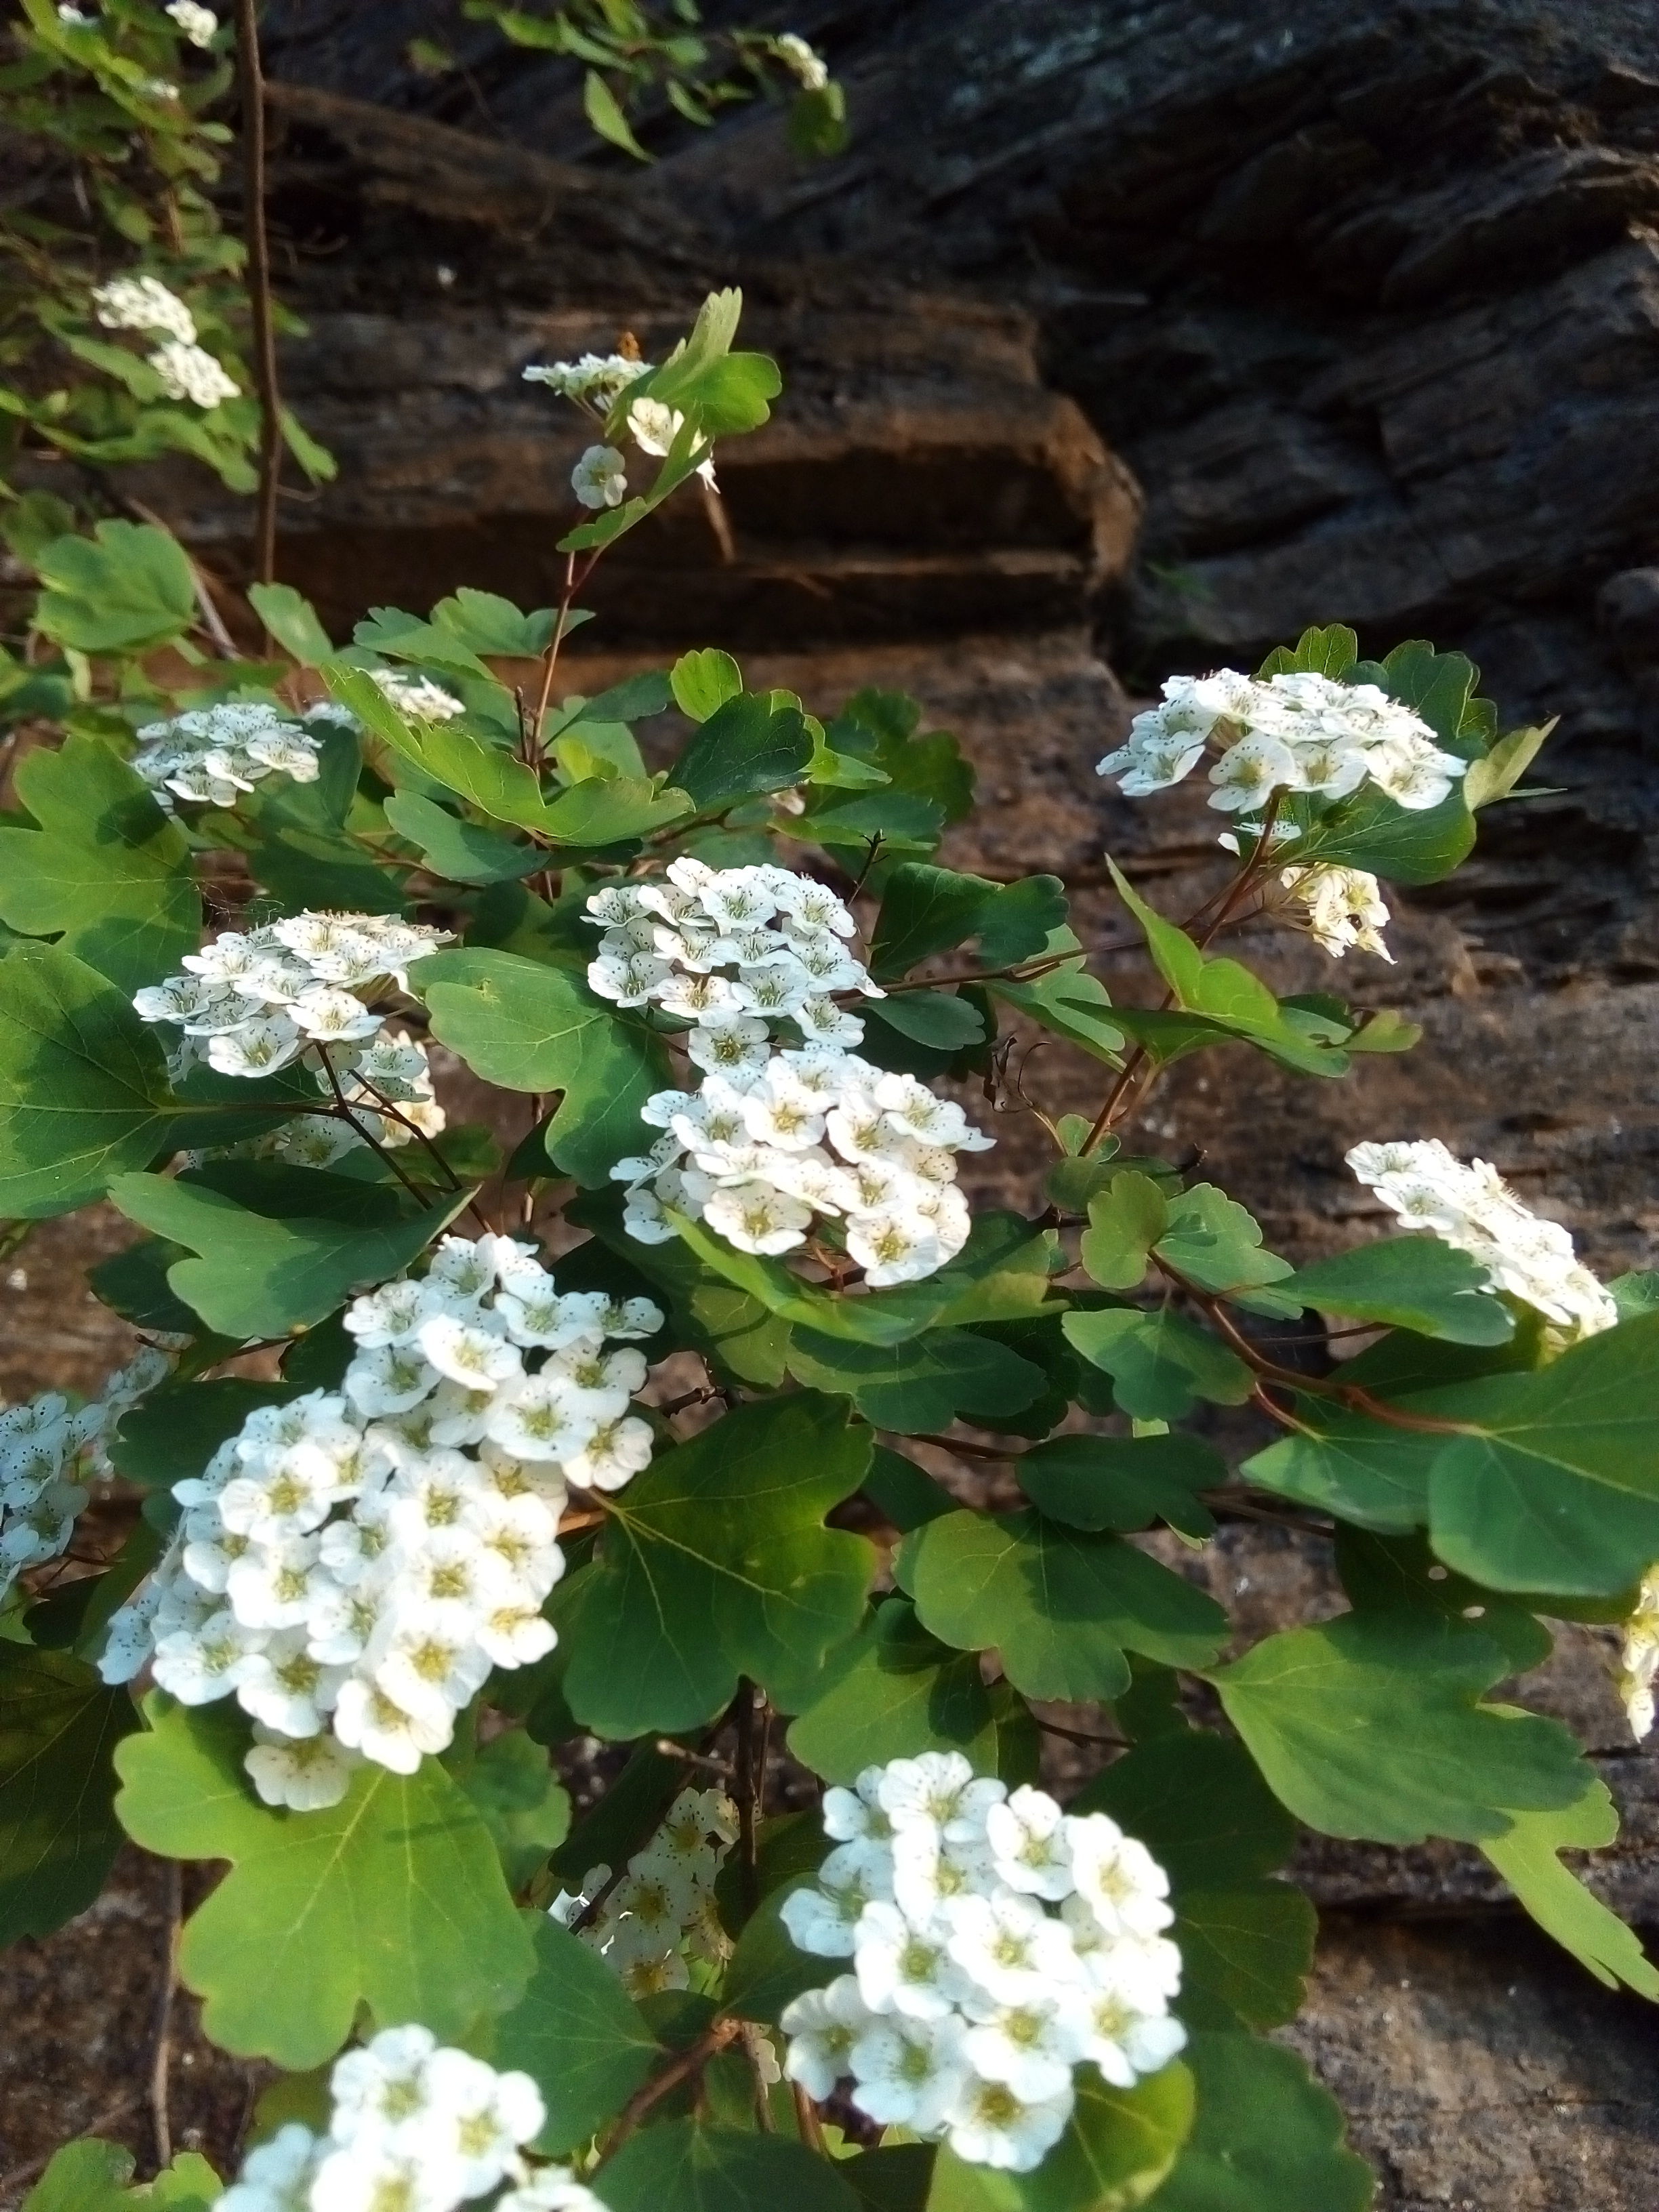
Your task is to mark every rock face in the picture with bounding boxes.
[7,5,1659,2205]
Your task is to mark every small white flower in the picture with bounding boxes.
[572,444,628,509]
[244,1725,358,1811]
[853,1900,961,2020]
[942,2074,1075,2173]
[165,0,218,45]
[780,1975,874,2098]
[774,30,830,90]
[148,339,240,409]
[986,1786,1076,1901]
[848,2012,968,2132]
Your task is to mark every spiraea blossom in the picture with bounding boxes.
[165,1,218,45]
[92,273,197,345]
[133,910,453,1083]
[211,2022,603,2212]
[1617,1570,1659,1742]
[133,701,325,812]
[1278,863,1393,962]
[0,1349,170,1603]
[572,445,628,510]
[590,859,991,1285]
[1099,668,1468,816]
[149,337,240,408]
[1347,1139,1618,1338]
[523,352,652,409]
[779,1755,1185,2173]
[775,32,830,91]
[552,1784,739,2000]
[373,671,466,722]
[98,1237,662,1808]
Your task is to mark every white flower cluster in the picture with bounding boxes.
[0,1349,170,1603]
[523,352,652,409]
[779,1757,1185,2175]
[589,860,991,1285]
[91,273,239,409]
[1279,862,1393,962]
[133,701,323,812]
[372,671,466,722]
[1618,1568,1659,1742]
[775,31,830,91]
[98,1235,662,1808]
[213,2023,603,2212]
[133,910,452,1082]
[552,1784,739,2001]
[1347,1139,1618,1339]
[165,0,218,45]
[1099,669,1468,815]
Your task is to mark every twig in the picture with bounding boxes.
[733,1679,760,1920]
[909,1432,1023,1462]
[1033,1717,1129,1751]
[235,0,283,591]
[792,2081,827,2153]
[150,1858,183,2170]
[598,2018,743,2163]
[312,1046,430,1210]
[653,1738,736,1779]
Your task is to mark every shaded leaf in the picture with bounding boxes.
[0,1645,141,1948]
[114,1696,533,2067]
[492,1914,662,2153]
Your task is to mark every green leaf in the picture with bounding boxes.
[1080,1172,1170,1291]
[928,2064,1193,2212]
[1419,1313,1659,1595]
[1332,1528,1553,1675]
[492,1914,662,2152]
[1073,1725,1297,1887]
[1168,1881,1316,2031]
[787,1600,1008,1783]
[432,588,559,659]
[1479,1782,1659,1998]
[1062,1309,1254,1420]
[1143,2033,1373,2212]
[89,1235,202,1337]
[1015,1434,1222,1541]
[1464,720,1555,809]
[599,2125,863,2212]
[583,67,652,159]
[669,692,815,811]
[1153,1187,1294,1308]
[865,990,987,1053]
[1107,865,1349,1078]
[863,1446,955,1530]
[108,1162,466,1338]
[1275,1237,1513,1344]
[453,1730,570,1890]
[787,1328,1048,1433]
[35,521,196,653]
[1210,1612,1589,1843]
[537,775,694,847]
[670,648,743,722]
[903,1511,1228,1701]
[557,1394,875,1735]
[110,1377,300,1489]
[0,942,179,1218]
[414,948,670,1186]
[248,582,333,663]
[1243,1408,1438,1534]
[114,1696,533,2068]
[0,1644,141,1948]
[989,954,1126,1066]
[1257,625,1359,680]
[21,2141,134,2212]
[0,737,200,993]
[383,791,540,884]
[22,2141,223,2212]
[869,865,1067,981]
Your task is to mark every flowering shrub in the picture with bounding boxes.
[3,288,1658,2212]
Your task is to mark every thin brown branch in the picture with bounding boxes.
[236,0,283,592]
[150,1858,183,2170]
[598,2018,743,2163]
